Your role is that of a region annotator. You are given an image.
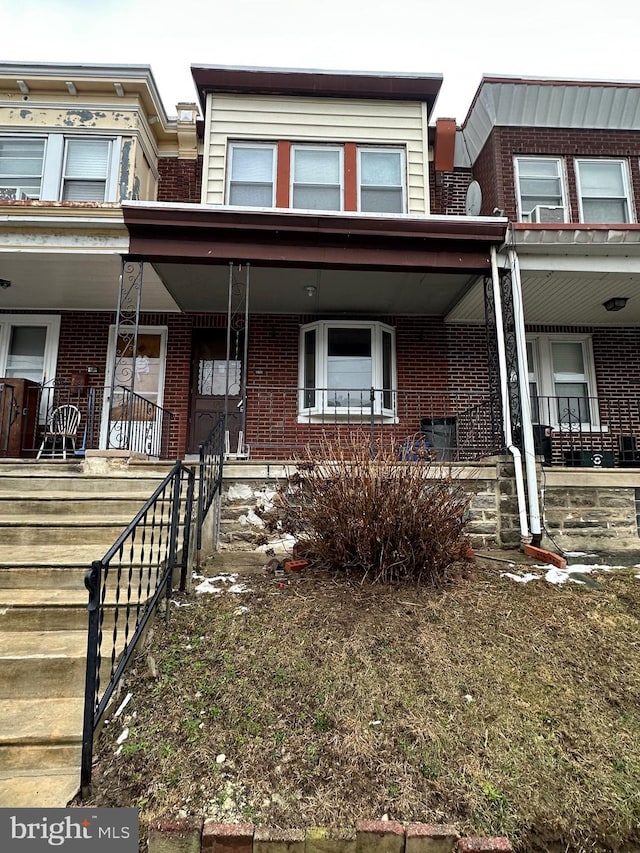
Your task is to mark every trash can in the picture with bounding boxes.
[532,424,553,465]
[420,416,457,461]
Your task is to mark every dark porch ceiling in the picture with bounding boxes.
[123,203,508,315]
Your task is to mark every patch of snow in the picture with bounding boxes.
[255,535,297,553]
[227,484,253,501]
[501,571,541,584]
[195,573,250,595]
[216,753,226,764]
[369,720,382,726]
[116,727,129,745]
[239,509,264,528]
[635,574,640,581]
[171,599,193,608]
[563,551,596,557]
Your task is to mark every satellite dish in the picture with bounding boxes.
[465,180,482,216]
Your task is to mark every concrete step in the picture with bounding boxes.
[0,768,80,807]
[0,698,83,771]
[0,582,143,631]
[0,567,88,589]
[0,630,86,698]
[0,517,130,546]
[0,495,150,517]
[0,544,114,569]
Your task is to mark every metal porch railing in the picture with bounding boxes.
[243,386,503,461]
[81,461,195,796]
[0,380,174,459]
[532,395,640,467]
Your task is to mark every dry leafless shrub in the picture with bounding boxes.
[268,431,472,584]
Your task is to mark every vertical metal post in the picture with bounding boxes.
[80,560,103,797]
[369,386,375,457]
[224,262,234,430]
[107,258,143,450]
[240,263,250,441]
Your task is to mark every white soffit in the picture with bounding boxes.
[462,80,640,163]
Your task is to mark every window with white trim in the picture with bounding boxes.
[291,145,343,211]
[358,147,405,213]
[515,156,567,222]
[527,335,598,428]
[226,142,276,207]
[299,320,395,419]
[0,135,119,202]
[575,159,632,223]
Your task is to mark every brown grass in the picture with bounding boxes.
[86,561,640,853]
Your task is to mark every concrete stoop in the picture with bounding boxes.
[0,459,173,807]
[147,820,513,853]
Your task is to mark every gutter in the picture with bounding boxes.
[508,245,543,546]
[490,246,529,541]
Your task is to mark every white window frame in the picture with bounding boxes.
[298,320,396,422]
[527,334,599,430]
[226,141,277,208]
[575,158,633,224]
[0,314,61,384]
[290,145,344,212]
[514,156,568,222]
[0,136,46,199]
[357,146,406,214]
[0,134,119,202]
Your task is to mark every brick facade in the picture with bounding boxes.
[473,127,640,221]
[158,155,203,204]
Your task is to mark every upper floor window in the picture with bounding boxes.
[291,145,343,211]
[358,148,405,213]
[515,157,567,223]
[0,138,45,199]
[0,135,119,202]
[575,159,631,223]
[226,141,407,214]
[227,143,276,207]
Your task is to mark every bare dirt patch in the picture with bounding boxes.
[85,560,640,853]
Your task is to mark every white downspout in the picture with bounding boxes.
[490,246,529,541]
[508,245,543,545]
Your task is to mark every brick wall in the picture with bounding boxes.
[474,127,640,221]
[428,163,473,216]
[158,155,203,203]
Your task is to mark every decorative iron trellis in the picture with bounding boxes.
[483,267,522,450]
[107,258,143,451]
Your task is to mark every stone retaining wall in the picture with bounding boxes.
[147,820,512,853]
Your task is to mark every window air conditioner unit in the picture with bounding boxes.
[530,205,565,224]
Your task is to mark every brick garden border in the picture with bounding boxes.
[147,819,512,853]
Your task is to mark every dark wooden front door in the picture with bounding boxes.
[187,329,243,454]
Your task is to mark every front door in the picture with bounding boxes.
[188,329,242,454]
[100,326,167,454]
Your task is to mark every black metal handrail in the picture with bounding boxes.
[81,461,195,796]
[196,414,226,554]
[107,385,173,458]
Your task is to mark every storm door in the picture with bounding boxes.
[188,329,242,454]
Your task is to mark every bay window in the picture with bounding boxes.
[300,320,395,419]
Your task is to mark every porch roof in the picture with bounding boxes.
[121,203,508,315]
[122,202,508,272]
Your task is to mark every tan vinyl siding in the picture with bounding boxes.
[203,93,429,213]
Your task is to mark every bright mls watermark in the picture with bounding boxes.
[0,809,138,851]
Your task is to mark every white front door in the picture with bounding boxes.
[100,326,167,454]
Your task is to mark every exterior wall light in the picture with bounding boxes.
[603,297,628,312]
[304,285,317,297]
[0,279,11,289]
